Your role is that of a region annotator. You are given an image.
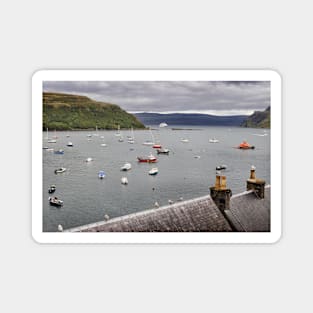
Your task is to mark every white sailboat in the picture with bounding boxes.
[115,125,122,137]
[46,128,56,143]
[93,125,99,136]
[127,127,135,144]
[142,127,155,146]
[52,129,58,139]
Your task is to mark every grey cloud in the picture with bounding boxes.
[43,81,270,115]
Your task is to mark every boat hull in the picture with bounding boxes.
[137,158,157,163]
[48,197,63,207]
[157,149,169,154]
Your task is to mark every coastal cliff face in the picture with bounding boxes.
[42,92,145,130]
[241,106,270,128]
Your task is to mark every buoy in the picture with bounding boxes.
[154,201,159,208]
[58,224,63,232]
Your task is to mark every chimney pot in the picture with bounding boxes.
[210,174,232,212]
[247,166,265,198]
[220,175,227,189]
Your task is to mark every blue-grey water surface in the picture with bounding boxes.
[43,126,270,232]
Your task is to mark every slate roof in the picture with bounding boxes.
[66,195,233,232]
[66,186,271,233]
[225,186,271,232]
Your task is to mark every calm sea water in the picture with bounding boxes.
[43,126,270,232]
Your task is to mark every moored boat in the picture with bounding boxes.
[54,149,64,154]
[85,157,93,162]
[120,162,132,171]
[209,138,219,143]
[137,153,157,163]
[54,167,66,174]
[67,142,73,147]
[157,148,170,154]
[237,141,255,149]
[153,144,162,149]
[148,167,158,175]
[98,170,106,179]
[159,122,168,128]
[181,138,189,143]
[127,127,135,144]
[115,125,122,137]
[48,196,63,207]
[142,140,154,146]
[216,164,227,170]
[121,177,128,185]
[48,185,56,193]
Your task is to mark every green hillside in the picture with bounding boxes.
[43,92,145,130]
[241,106,270,128]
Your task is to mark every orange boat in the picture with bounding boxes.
[237,141,255,149]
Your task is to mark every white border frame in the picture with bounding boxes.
[32,69,281,244]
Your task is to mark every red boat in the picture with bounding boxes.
[153,144,162,149]
[137,153,158,163]
[237,141,255,149]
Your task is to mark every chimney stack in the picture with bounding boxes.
[246,166,265,198]
[210,172,232,212]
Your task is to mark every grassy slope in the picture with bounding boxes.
[241,106,270,128]
[43,92,145,130]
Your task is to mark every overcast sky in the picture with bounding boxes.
[43,81,270,116]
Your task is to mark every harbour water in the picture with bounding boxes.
[43,126,270,232]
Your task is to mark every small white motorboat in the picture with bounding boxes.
[159,122,168,128]
[121,177,128,185]
[48,185,56,193]
[120,162,132,171]
[48,196,63,207]
[209,138,219,143]
[157,148,170,154]
[149,167,158,175]
[54,149,64,154]
[142,140,154,146]
[181,138,189,143]
[85,157,93,162]
[216,164,227,170]
[67,141,73,147]
[54,167,66,174]
[100,143,107,147]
